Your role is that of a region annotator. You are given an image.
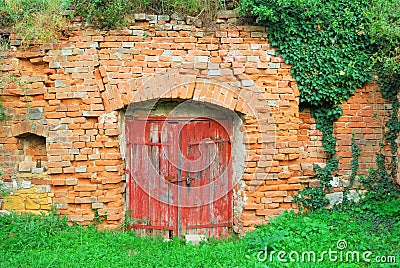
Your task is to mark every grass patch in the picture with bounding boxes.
[0,199,398,267]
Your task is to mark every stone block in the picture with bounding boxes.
[55,203,68,209]
[25,198,40,210]
[32,168,45,174]
[208,70,221,76]
[55,80,67,88]
[269,63,281,69]
[326,192,343,208]
[21,180,32,189]
[330,177,341,188]
[92,203,104,209]
[49,62,61,69]
[185,234,207,246]
[196,56,209,63]
[241,80,254,87]
[60,49,73,56]
[75,166,87,173]
[35,185,51,194]
[66,178,78,186]
[19,161,32,172]
[4,196,25,210]
[28,107,44,120]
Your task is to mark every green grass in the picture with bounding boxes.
[0,198,399,267]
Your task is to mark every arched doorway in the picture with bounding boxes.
[124,99,245,237]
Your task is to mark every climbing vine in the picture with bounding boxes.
[362,65,400,201]
[355,0,400,201]
[340,134,360,208]
[239,0,399,210]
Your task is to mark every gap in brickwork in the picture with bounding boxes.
[17,134,47,174]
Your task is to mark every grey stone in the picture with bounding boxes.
[92,203,104,209]
[28,107,44,120]
[241,80,254,87]
[196,56,209,63]
[158,15,170,21]
[21,180,31,189]
[247,56,259,62]
[269,63,281,69]
[268,101,279,107]
[314,162,326,169]
[132,30,145,36]
[171,13,183,21]
[49,62,61,69]
[12,180,18,190]
[55,203,68,209]
[146,15,157,22]
[36,185,51,194]
[73,48,85,55]
[75,166,87,173]
[171,56,184,62]
[10,40,21,46]
[185,234,207,246]
[134,14,146,21]
[330,177,341,188]
[20,76,45,83]
[0,210,11,215]
[207,63,219,70]
[31,168,45,174]
[82,111,100,117]
[89,42,99,48]
[347,190,361,203]
[73,92,87,98]
[55,80,67,88]
[326,192,343,208]
[64,68,75,74]
[122,42,134,48]
[60,49,73,56]
[209,70,221,76]
[69,149,80,155]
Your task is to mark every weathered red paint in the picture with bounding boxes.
[125,116,232,237]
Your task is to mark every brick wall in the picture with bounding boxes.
[0,12,396,233]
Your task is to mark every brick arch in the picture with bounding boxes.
[11,121,48,138]
[100,71,258,116]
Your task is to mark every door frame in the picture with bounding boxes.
[125,115,234,237]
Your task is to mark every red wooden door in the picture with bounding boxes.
[125,116,232,237]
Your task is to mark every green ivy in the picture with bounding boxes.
[239,0,374,210]
[292,187,328,212]
[0,101,5,120]
[340,134,361,208]
[365,0,400,201]
[239,0,400,210]
[239,0,373,109]
[362,67,400,201]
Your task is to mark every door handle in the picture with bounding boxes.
[165,175,193,186]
